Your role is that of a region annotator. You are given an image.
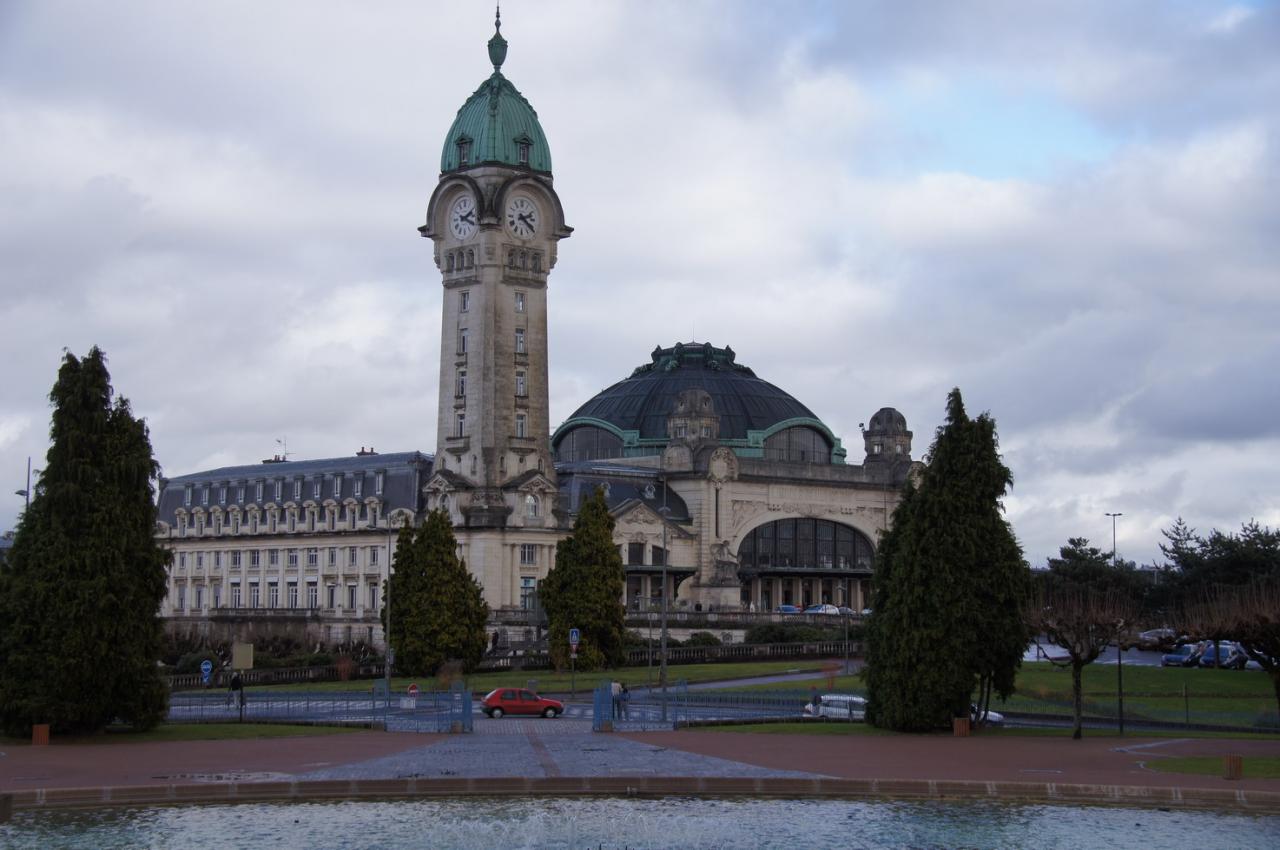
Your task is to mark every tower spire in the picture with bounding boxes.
[488,5,508,72]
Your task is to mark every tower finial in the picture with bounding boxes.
[488,5,508,71]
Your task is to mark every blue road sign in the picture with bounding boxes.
[200,659,213,683]
[569,628,580,647]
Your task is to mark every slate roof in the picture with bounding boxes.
[556,462,691,523]
[156,451,433,526]
[562,342,823,440]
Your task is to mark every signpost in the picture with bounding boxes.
[199,659,213,687]
[569,628,580,698]
[402,682,420,710]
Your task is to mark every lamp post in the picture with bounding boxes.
[14,457,33,510]
[384,517,395,690]
[1106,511,1124,735]
[659,477,670,721]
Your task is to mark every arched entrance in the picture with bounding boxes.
[735,518,874,611]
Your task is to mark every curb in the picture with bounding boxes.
[5,776,1280,817]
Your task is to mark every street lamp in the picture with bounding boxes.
[15,457,34,510]
[1105,512,1122,567]
[1106,511,1124,734]
[384,516,396,690]
[659,477,670,721]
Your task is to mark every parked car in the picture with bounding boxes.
[480,688,564,718]
[970,704,1005,726]
[775,604,802,614]
[1161,643,1204,667]
[1137,628,1179,650]
[803,693,867,721]
[803,604,840,615]
[1199,643,1248,670]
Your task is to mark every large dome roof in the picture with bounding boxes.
[564,342,821,440]
[439,15,552,174]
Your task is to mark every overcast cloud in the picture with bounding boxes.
[2,0,1277,567]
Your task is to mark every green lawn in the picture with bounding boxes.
[236,660,827,696]
[1145,756,1280,779]
[1,723,361,747]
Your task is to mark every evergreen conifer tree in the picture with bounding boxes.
[383,510,488,676]
[539,487,626,671]
[865,388,1029,731]
[0,348,170,735]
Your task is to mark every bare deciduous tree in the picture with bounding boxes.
[1183,582,1280,718]
[1025,586,1138,740]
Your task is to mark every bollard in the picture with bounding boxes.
[31,723,50,746]
[450,720,464,734]
[952,716,970,737]
[1224,754,1243,780]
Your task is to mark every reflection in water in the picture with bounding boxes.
[4,797,1279,850]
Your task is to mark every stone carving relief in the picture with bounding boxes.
[707,447,738,483]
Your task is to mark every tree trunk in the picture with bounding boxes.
[1071,661,1084,740]
[1271,670,1280,721]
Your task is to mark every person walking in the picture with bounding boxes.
[610,679,622,719]
[620,682,630,720]
[229,671,244,709]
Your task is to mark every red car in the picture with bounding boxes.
[481,688,564,718]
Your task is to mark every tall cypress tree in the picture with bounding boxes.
[540,487,626,671]
[384,510,488,676]
[865,388,1029,731]
[0,347,170,735]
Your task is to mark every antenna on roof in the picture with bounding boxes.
[275,437,291,461]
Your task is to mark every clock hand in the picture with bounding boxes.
[517,213,534,227]
[461,211,476,225]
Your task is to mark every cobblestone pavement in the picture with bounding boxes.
[295,730,824,782]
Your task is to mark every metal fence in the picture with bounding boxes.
[591,680,813,732]
[167,681,473,733]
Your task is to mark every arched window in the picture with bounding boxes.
[447,253,456,272]
[736,518,873,572]
[554,425,623,462]
[466,249,474,268]
[525,494,539,518]
[763,426,832,464]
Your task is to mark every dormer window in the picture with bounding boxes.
[518,141,530,165]
[457,138,472,166]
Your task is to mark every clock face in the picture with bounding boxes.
[449,195,477,240]
[505,196,538,239]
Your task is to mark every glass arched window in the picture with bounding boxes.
[763,426,832,464]
[525,495,539,518]
[736,518,873,572]
[554,425,623,462]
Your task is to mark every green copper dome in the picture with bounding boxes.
[439,13,552,174]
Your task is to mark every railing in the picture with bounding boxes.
[170,662,384,691]
[477,640,861,672]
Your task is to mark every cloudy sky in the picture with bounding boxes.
[2,0,1277,567]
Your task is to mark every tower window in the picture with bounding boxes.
[515,291,525,312]
[457,139,471,166]
[518,141,530,165]
[515,412,527,438]
[456,413,466,437]
[447,253,455,272]
[515,370,526,397]
[458,328,468,354]
[456,369,467,397]
[460,290,470,312]
[515,328,526,354]
[465,249,474,268]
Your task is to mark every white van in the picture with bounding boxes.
[802,693,867,721]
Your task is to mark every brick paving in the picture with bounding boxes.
[4,726,1280,798]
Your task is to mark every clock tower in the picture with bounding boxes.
[420,11,571,528]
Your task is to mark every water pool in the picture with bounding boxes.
[3,796,1278,849]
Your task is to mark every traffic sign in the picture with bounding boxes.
[407,683,420,697]
[200,659,213,682]
[569,628,580,648]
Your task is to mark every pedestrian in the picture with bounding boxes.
[230,671,244,709]
[620,682,630,720]
[610,679,622,719]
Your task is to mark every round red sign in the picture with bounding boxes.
[407,683,420,696]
